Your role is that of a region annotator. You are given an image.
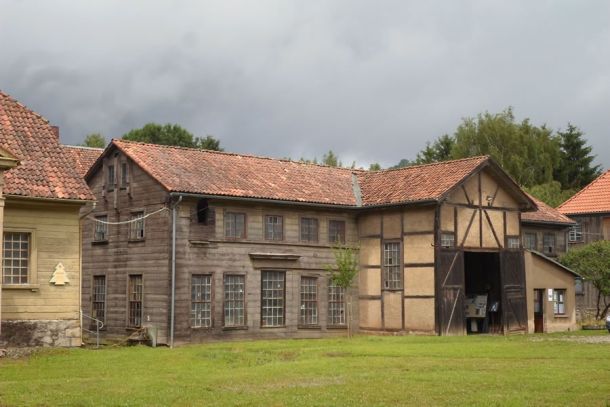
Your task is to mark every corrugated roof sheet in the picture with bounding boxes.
[0,91,94,201]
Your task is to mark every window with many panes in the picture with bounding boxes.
[224,275,245,327]
[128,275,143,327]
[300,217,318,243]
[2,232,30,285]
[507,236,520,249]
[553,289,566,315]
[107,165,115,191]
[523,232,537,250]
[94,216,108,242]
[191,275,212,328]
[92,276,106,324]
[300,277,318,326]
[328,282,346,326]
[543,233,556,255]
[264,215,283,241]
[568,224,583,242]
[261,271,285,327]
[121,162,129,187]
[129,212,145,240]
[382,242,402,290]
[224,212,246,239]
[328,220,346,244]
[440,232,455,248]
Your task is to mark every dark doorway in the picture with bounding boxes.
[464,251,503,334]
[534,289,544,333]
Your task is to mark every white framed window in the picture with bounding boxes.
[523,232,536,250]
[264,215,283,241]
[383,241,402,290]
[261,271,285,327]
[553,289,566,315]
[568,224,582,242]
[224,212,246,239]
[129,212,145,240]
[300,277,318,326]
[2,232,32,285]
[191,275,212,328]
[328,281,346,326]
[543,233,556,255]
[441,232,455,248]
[94,215,108,242]
[300,217,319,243]
[224,274,245,327]
[507,236,520,249]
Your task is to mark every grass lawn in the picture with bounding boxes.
[1,331,610,406]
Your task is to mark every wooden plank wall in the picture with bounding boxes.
[173,199,360,342]
[82,151,171,343]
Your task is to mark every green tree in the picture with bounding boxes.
[525,181,576,208]
[369,163,382,171]
[560,241,610,319]
[122,123,222,150]
[81,133,106,148]
[322,150,342,167]
[414,134,455,164]
[325,245,359,337]
[450,108,560,187]
[195,135,224,151]
[554,124,601,190]
[391,158,413,169]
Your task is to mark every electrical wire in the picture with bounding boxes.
[87,206,169,225]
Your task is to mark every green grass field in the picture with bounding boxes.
[1,331,610,406]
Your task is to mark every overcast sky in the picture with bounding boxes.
[2,1,609,169]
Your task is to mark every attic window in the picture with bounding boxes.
[568,224,582,242]
[440,233,455,248]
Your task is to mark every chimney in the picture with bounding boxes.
[51,125,59,140]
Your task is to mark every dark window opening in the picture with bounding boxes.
[197,199,209,224]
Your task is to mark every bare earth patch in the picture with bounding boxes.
[0,347,41,359]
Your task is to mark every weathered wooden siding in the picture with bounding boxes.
[82,151,171,343]
[521,225,568,257]
[173,199,359,342]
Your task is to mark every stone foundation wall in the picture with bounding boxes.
[0,319,81,347]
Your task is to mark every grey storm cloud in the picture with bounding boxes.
[1,0,609,169]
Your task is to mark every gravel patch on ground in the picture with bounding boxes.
[0,347,43,359]
[529,334,610,344]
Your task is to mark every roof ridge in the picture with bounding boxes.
[0,90,51,125]
[364,155,489,175]
[62,144,104,151]
[113,139,366,172]
[557,169,610,211]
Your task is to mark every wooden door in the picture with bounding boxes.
[437,250,466,336]
[533,289,544,333]
[500,251,527,333]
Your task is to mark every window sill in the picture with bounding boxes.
[2,284,40,291]
[128,239,146,243]
[92,240,109,245]
[553,314,569,319]
[191,326,213,330]
[298,325,321,330]
[327,325,348,330]
[222,326,248,331]
[260,325,286,329]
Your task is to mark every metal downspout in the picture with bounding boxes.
[170,196,182,348]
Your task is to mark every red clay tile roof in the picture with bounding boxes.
[558,170,610,215]
[101,141,531,209]
[521,194,575,225]
[0,91,94,201]
[62,145,103,178]
[356,156,489,206]
[110,139,359,205]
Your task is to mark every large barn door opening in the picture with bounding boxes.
[500,251,527,333]
[437,250,465,336]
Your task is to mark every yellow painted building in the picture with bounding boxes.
[0,91,94,347]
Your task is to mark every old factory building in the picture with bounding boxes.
[79,140,579,345]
